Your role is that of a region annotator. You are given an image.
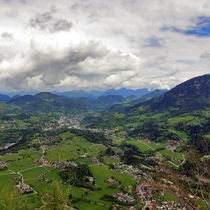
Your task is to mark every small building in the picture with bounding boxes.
[106,178,116,184]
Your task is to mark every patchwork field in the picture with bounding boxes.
[0,130,137,209]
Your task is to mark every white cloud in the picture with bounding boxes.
[0,0,209,91]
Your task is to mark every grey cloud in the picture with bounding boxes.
[1,32,13,41]
[3,0,26,3]
[177,60,197,64]
[29,9,73,33]
[0,40,142,90]
[51,19,73,32]
[200,52,210,59]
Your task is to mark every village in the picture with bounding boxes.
[43,116,117,136]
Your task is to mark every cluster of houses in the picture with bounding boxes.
[45,115,117,133]
[110,155,120,160]
[122,165,142,180]
[16,183,33,194]
[110,178,186,209]
[12,177,33,194]
[112,200,184,210]
[113,163,143,180]
[50,160,78,169]
[43,123,57,131]
[112,192,135,203]
[34,158,78,169]
[114,163,128,171]
[135,178,187,209]
[136,180,154,206]
[0,161,7,169]
[105,158,188,210]
[112,204,138,210]
[107,164,184,209]
[43,116,82,130]
[38,173,51,183]
[0,153,11,158]
[156,201,186,209]
[39,136,61,145]
[68,116,82,129]
[92,155,104,166]
[33,158,51,167]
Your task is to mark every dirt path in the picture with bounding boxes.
[39,137,45,162]
[17,170,38,194]
[137,184,148,209]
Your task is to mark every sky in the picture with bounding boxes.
[0,0,210,92]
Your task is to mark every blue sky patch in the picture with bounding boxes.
[185,16,210,36]
[162,16,210,37]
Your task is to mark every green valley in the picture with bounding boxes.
[0,74,209,210]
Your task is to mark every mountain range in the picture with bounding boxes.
[2,88,158,99]
[0,89,167,114]
[0,74,209,115]
[84,74,210,129]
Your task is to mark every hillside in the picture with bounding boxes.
[133,74,210,113]
[8,92,90,114]
[84,75,210,146]
[57,90,98,99]
[0,102,19,115]
[93,95,125,110]
[127,89,167,104]
[0,94,10,102]
[7,92,127,114]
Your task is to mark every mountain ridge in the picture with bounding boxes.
[129,74,210,113]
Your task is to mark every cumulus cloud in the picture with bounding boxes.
[0,38,143,90]
[0,0,209,91]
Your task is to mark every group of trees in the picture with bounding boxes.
[127,119,181,142]
[175,120,210,154]
[120,143,143,165]
[60,164,94,190]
